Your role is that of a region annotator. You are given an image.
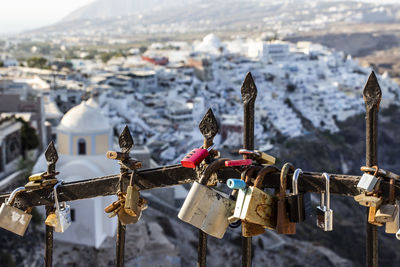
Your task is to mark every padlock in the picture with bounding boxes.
[124,171,140,216]
[384,179,399,233]
[354,194,383,207]
[180,145,214,168]
[243,166,278,237]
[178,158,235,239]
[229,166,278,233]
[46,181,71,233]
[316,173,333,231]
[238,149,276,165]
[368,206,383,226]
[28,172,46,182]
[376,205,398,223]
[387,206,399,234]
[224,159,253,167]
[0,187,32,236]
[357,166,379,192]
[118,197,147,225]
[287,168,310,223]
[276,163,296,234]
[227,166,261,231]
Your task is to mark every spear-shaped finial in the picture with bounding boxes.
[241,72,257,105]
[45,141,58,175]
[119,126,134,153]
[363,71,382,111]
[199,108,219,147]
[241,72,257,150]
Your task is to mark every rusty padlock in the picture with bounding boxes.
[276,163,296,234]
[241,166,278,237]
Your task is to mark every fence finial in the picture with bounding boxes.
[45,141,58,174]
[241,72,257,105]
[363,71,382,111]
[119,125,134,153]
[199,108,218,146]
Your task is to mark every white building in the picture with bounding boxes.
[248,41,289,62]
[33,98,118,248]
[131,70,157,94]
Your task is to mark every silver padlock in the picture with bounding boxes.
[316,173,333,231]
[178,158,235,239]
[357,166,378,192]
[52,181,71,233]
[0,187,32,236]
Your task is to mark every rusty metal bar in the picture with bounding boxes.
[45,205,54,267]
[3,168,400,209]
[197,108,219,267]
[363,72,381,267]
[197,229,207,267]
[116,221,126,267]
[241,72,257,267]
[44,141,58,267]
[115,126,134,267]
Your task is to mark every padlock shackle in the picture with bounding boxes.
[279,163,295,199]
[292,169,303,195]
[244,166,263,184]
[6,187,26,205]
[254,165,279,188]
[53,180,64,212]
[199,158,230,185]
[322,173,330,210]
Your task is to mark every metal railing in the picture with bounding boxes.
[0,71,397,267]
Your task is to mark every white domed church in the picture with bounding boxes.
[33,98,118,248]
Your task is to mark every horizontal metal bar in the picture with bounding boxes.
[1,164,400,208]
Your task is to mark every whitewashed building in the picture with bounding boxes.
[33,98,118,248]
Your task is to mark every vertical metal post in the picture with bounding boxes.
[115,126,134,267]
[197,108,219,267]
[197,229,207,267]
[241,72,257,267]
[45,206,54,267]
[44,141,58,267]
[116,172,127,267]
[363,72,381,267]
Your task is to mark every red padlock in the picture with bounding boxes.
[224,159,253,167]
[181,145,214,168]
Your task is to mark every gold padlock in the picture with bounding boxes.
[28,172,46,182]
[242,166,278,237]
[124,171,140,216]
[276,163,296,234]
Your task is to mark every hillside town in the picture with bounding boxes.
[1,34,399,175]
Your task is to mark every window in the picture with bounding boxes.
[78,139,86,155]
[71,209,75,222]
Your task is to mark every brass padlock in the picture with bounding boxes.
[124,171,140,216]
[119,197,147,225]
[229,166,265,237]
[0,187,32,236]
[241,166,278,237]
[276,163,296,234]
[178,158,235,239]
[384,179,399,233]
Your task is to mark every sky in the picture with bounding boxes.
[0,0,93,35]
[0,0,399,35]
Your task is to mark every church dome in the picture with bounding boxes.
[57,99,111,134]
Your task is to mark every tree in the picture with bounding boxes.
[0,61,3,67]
[27,57,48,69]
[16,118,39,152]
